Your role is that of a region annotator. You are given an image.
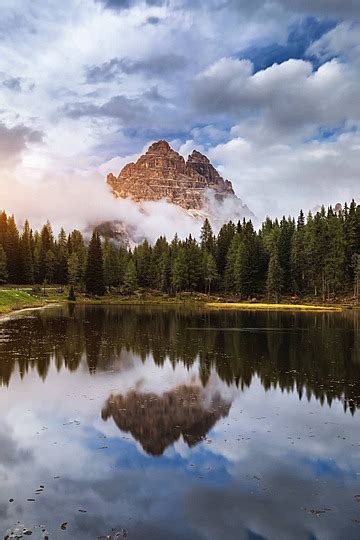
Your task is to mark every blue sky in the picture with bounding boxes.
[0,0,359,227]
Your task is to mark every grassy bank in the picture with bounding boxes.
[0,288,352,316]
[206,302,343,312]
[0,290,46,315]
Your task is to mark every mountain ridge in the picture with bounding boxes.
[106,140,250,215]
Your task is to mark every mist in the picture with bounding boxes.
[0,171,254,243]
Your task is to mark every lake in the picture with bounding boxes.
[1,305,360,539]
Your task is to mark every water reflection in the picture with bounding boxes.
[1,305,360,413]
[1,305,360,539]
[102,386,231,456]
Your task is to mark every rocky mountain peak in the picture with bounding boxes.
[147,139,173,155]
[107,140,250,215]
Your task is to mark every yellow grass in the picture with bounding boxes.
[206,302,342,312]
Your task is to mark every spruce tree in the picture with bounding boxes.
[19,220,34,284]
[171,250,187,293]
[68,252,80,286]
[0,245,8,284]
[123,259,138,294]
[267,248,283,302]
[203,251,218,295]
[85,231,106,296]
[201,218,215,255]
[55,228,68,284]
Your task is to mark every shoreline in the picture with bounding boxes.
[0,289,355,319]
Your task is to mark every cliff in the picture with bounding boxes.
[107,140,244,212]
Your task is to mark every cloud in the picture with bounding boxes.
[192,56,360,137]
[0,0,359,225]
[207,129,360,219]
[85,54,187,83]
[97,0,165,10]
[307,21,360,62]
[0,121,43,165]
[63,94,149,126]
[2,76,22,92]
[0,168,205,241]
[226,0,360,19]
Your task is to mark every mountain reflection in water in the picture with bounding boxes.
[102,385,231,456]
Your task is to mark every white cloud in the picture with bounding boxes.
[208,130,360,218]
[0,1,359,228]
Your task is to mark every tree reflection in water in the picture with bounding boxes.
[0,304,360,414]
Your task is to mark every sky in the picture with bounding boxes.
[0,0,359,231]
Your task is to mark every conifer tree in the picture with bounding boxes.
[200,218,215,255]
[19,220,34,284]
[39,222,54,282]
[0,211,8,247]
[68,252,80,286]
[267,248,283,302]
[184,236,202,291]
[45,250,56,283]
[85,231,106,296]
[353,254,360,301]
[55,228,68,284]
[224,232,241,292]
[4,215,20,283]
[0,245,8,284]
[203,251,218,294]
[123,259,138,294]
[216,221,236,283]
[171,250,187,293]
[103,237,120,288]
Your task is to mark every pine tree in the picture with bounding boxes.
[224,232,241,292]
[290,211,306,294]
[203,251,218,294]
[353,254,360,301]
[85,231,106,296]
[55,228,68,284]
[103,237,120,288]
[267,248,283,302]
[0,211,8,247]
[4,215,20,283]
[184,236,202,291]
[134,240,154,288]
[123,259,138,294]
[19,220,34,284]
[216,221,236,284]
[171,250,187,293]
[45,250,56,283]
[201,218,215,255]
[39,222,54,282]
[0,245,8,284]
[68,252,80,286]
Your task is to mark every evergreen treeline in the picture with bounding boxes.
[1,200,360,300]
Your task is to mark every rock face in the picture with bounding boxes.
[107,140,242,211]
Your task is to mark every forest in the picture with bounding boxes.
[0,200,360,301]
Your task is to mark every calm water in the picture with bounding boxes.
[1,305,360,539]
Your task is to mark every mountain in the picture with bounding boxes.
[107,140,252,217]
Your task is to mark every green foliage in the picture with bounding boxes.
[0,245,8,284]
[0,207,360,302]
[85,232,106,296]
[171,250,187,293]
[123,259,138,293]
[267,247,283,302]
